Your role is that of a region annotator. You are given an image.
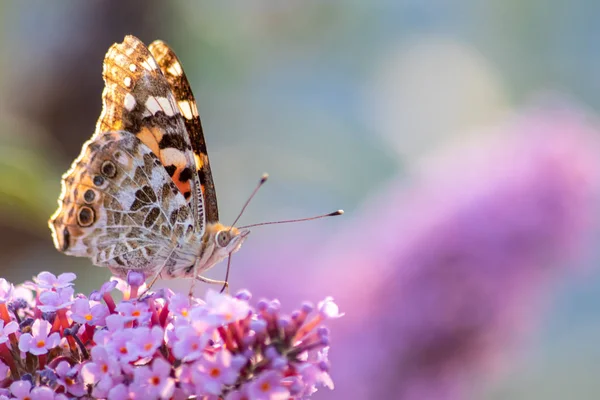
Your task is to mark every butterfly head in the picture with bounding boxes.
[202,223,250,267]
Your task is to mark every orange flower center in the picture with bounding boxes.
[209,367,221,378]
[260,382,271,392]
[151,376,160,385]
[85,314,93,321]
[36,340,45,348]
[144,343,153,351]
[119,347,127,354]
[132,310,141,317]
[102,364,109,373]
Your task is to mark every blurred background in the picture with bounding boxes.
[2,1,600,399]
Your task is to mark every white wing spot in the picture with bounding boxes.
[124,93,136,111]
[190,101,199,117]
[141,60,153,71]
[129,64,137,72]
[145,96,162,115]
[167,62,183,76]
[178,100,193,120]
[148,57,159,70]
[123,77,132,88]
[157,97,177,116]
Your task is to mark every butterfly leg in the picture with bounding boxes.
[196,275,229,295]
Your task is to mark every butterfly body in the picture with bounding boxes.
[49,36,248,284]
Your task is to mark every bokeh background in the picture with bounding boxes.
[2,1,600,399]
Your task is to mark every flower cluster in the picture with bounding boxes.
[0,272,340,399]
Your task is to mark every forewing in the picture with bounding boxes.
[148,40,219,223]
[97,35,205,229]
[49,131,197,277]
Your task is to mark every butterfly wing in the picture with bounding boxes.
[96,35,205,231]
[49,131,199,277]
[148,40,220,223]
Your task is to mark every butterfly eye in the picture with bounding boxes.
[216,230,231,248]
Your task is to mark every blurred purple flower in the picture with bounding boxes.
[326,109,600,399]
[246,108,600,399]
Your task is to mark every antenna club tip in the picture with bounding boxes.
[331,209,344,216]
[260,173,269,183]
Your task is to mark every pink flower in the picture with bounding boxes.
[55,361,86,397]
[33,271,76,290]
[115,301,151,324]
[71,298,109,325]
[9,381,33,400]
[126,326,164,359]
[133,358,175,399]
[247,371,289,400]
[82,346,121,385]
[204,290,251,326]
[18,319,60,355]
[0,360,8,380]
[171,325,210,362]
[38,287,74,312]
[107,383,146,400]
[192,350,246,395]
[0,279,13,303]
[168,293,191,318]
[0,320,18,344]
[30,386,56,400]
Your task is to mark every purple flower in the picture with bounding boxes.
[168,293,191,318]
[30,386,56,400]
[0,279,14,304]
[81,346,121,397]
[107,383,146,400]
[171,325,210,362]
[192,350,246,395]
[0,272,337,399]
[115,301,151,324]
[276,109,600,400]
[133,358,175,399]
[55,361,86,397]
[204,290,251,325]
[38,287,74,312]
[0,320,18,344]
[9,381,34,400]
[71,298,109,325]
[18,319,60,355]
[126,326,164,359]
[89,280,118,302]
[247,371,289,400]
[0,360,8,380]
[33,271,76,290]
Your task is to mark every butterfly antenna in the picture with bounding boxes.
[238,209,344,229]
[230,173,269,228]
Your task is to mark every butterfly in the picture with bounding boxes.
[49,35,249,293]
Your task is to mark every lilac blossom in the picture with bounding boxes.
[0,320,17,344]
[18,319,60,356]
[38,287,74,312]
[33,272,76,290]
[0,271,338,399]
[70,298,109,325]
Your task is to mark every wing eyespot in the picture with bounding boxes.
[93,175,105,187]
[77,206,96,227]
[83,189,96,204]
[101,160,117,178]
